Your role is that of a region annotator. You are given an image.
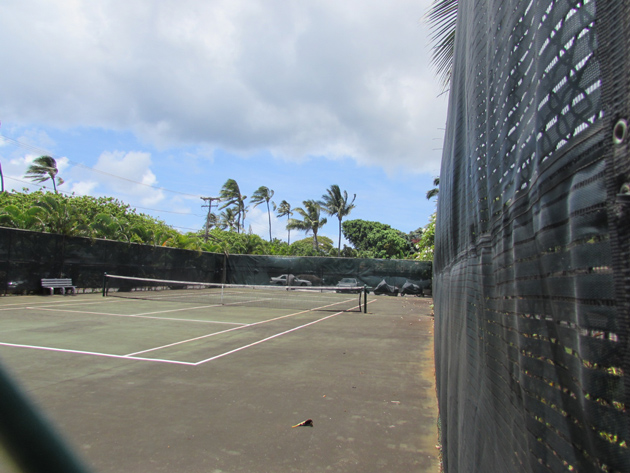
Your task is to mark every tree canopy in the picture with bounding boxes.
[342,219,414,259]
[0,179,436,260]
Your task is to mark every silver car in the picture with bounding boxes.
[269,274,312,286]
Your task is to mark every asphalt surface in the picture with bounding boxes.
[0,294,439,473]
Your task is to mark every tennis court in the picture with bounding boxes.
[0,292,438,472]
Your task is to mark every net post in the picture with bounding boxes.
[102,273,107,297]
[363,286,367,313]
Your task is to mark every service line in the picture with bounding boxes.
[0,341,197,366]
[194,309,346,365]
[23,305,247,325]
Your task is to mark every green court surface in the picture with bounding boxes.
[0,293,439,473]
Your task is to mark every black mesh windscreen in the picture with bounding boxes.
[434,1,629,472]
[0,227,430,295]
[0,228,221,293]
[225,253,431,290]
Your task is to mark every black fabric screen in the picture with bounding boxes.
[434,1,629,472]
[0,227,430,295]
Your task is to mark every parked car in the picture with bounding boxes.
[269,274,312,286]
[336,278,361,293]
[6,280,29,295]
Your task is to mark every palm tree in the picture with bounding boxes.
[287,200,328,252]
[90,214,125,241]
[219,179,247,233]
[427,0,458,88]
[276,200,294,244]
[0,204,45,230]
[204,212,219,236]
[426,177,440,200]
[219,207,238,231]
[319,185,356,254]
[250,186,275,241]
[35,195,89,236]
[25,156,64,193]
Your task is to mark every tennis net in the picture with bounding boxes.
[103,274,367,313]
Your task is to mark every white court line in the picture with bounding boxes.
[0,307,346,365]
[0,300,365,365]
[194,310,345,365]
[125,323,250,356]
[125,307,316,356]
[0,342,196,366]
[0,298,123,311]
[22,306,247,326]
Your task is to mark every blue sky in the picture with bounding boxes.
[0,0,447,245]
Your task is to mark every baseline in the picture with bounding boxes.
[0,300,364,365]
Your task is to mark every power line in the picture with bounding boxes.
[0,133,216,232]
[3,175,206,219]
[0,133,204,199]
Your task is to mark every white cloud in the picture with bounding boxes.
[93,150,165,206]
[0,0,446,174]
[69,180,99,196]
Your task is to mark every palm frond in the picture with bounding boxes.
[427,0,458,88]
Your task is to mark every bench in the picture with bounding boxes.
[41,278,76,295]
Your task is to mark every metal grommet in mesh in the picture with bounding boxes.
[613,119,627,144]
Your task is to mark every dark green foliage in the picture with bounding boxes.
[0,190,178,242]
[289,236,334,256]
[413,213,435,261]
[1,190,428,259]
[342,219,414,259]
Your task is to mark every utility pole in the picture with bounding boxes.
[201,197,220,242]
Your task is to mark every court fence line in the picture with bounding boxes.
[434,1,629,472]
[0,227,431,299]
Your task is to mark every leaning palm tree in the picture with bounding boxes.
[427,0,458,88]
[426,176,440,200]
[276,200,294,244]
[250,186,275,241]
[219,179,247,233]
[24,155,64,193]
[287,200,328,252]
[319,185,356,254]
